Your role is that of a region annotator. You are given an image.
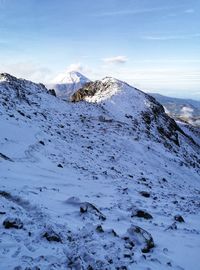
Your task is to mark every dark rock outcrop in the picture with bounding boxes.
[174,215,185,223]
[80,202,106,221]
[42,228,62,242]
[133,210,153,220]
[3,217,23,229]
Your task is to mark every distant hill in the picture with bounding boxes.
[151,93,200,126]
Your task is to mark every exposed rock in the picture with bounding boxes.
[139,191,150,198]
[39,140,45,145]
[80,202,106,221]
[70,80,105,102]
[0,152,13,162]
[99,115,113,123]
[126,225,154,253]
[133,210,153,220]
[166,222,177,230]
[174,215,185,223]
[3,217,23,229]
[57,164,63,168]
[96,225,104,233]
[42,228,62,242]
[47,89,56,96]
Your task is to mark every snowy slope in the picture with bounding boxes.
[46,71,90,100]
[0,73,200,270]
[151,93,200,126]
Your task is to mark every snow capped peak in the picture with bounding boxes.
[51,70,90,85]
[101,76,120,83]
[47,71,91,100]
[100,76,129,87]
[71,76,144,106]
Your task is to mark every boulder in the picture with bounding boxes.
[3,217,23,229]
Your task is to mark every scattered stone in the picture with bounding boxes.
[99,115,113,123]
[0,152,13,162]
[166,222,177,230]
[57,164,63,168]
[48,89,56,96]
[96,225,104,233]
[80,202,106,221]
[167,262,172,267]
[140,191,150,198]
[39,140,45,145]
[43,228,62,242]
[126,225,154,253]
[17,110,25,117]
[3,217,23,229]
[133,210,153,220]
[174,215,185,223]
[109,229,118,237]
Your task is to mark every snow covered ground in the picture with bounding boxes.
[0,73,200,270]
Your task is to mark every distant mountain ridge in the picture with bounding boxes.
[151,93,200,126]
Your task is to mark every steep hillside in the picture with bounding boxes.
[71,78,199,154]
[0,74,200,270]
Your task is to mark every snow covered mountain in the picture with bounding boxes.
[151,93,200,126]
[0,73,200,270]
[47,71,90,100]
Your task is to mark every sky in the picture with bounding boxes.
[0,0,200,99]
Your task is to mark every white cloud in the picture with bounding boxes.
[64,63,92,75]
[65,63,84,73]
[180,106,194,118]
[102,56,128,64]
[0,62,52,83]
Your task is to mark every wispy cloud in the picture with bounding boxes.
[95,6,174,17]
[143,33,200,41]
[184,9,195,13]
[180,106,194,118]
[102,56,128,64]
[65,63,84,73]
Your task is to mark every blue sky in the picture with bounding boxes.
[0,0,200,99]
